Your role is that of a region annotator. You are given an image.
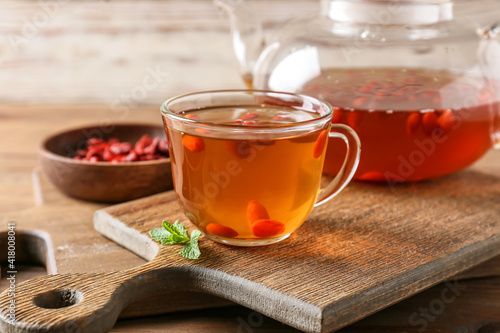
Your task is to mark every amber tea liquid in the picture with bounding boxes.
[166,107,329,243]
[302,68,500,182]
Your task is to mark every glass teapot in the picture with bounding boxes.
[216,0,500,183]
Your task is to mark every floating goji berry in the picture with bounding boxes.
[206,223,238,238]
[406,112,421,136]
[195,128,211,135]
[182,135,204,152]
[382,82,395,90]
[312,130,328,159]
[272,115,293,122]
[352,96,368,108]
[239,113,259,122]
[480,89,492,102]
[184,114,200,120]
[358,171,385,181]
[251,219,285,238]
[246,200,270,223]
[422,112,439,135]
[437,109,456,132]
[358,85,372,93]
[376,91,388,100]
[347,111,363,129]
[226,140,251,158]
[331,107,343,123]
[249,139,274,146]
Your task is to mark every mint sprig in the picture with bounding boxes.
[149,221,201,259]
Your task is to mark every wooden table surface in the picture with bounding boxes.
[1,1,500,332]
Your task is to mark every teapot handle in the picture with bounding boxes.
[478,21,500,40]
[477,21,500,149]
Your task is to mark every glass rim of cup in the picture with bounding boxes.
[160,89,334,135]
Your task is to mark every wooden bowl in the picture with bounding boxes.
[39,123,173,203]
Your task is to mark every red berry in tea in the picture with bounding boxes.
[251,219,285,238]
[246,200,270,223]
[206,223,238,238]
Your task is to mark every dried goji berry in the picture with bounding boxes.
[87,138,104,146]
[74,134,169,162]
[182,135,204,152]
[123,151,138,162]
[76,149,87,157]
[120,142,132,154]
[158,139,169,155]
[144,137,160,155]
[246,200,270,223]
[251,219,285,238]
[206,223,238,238]
[102,149,116,162]
[109,143,123,155]
[312,130,328,159]
[108,137,120,144]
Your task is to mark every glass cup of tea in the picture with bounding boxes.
[161,90,361,246]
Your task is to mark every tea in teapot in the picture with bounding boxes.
[217,0,500,182]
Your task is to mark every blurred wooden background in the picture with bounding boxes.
[1,0,499,105]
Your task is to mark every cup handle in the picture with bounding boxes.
[315,124,361,207]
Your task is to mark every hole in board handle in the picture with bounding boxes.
[33,289,83,309]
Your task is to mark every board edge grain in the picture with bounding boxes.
[94,209,159,262]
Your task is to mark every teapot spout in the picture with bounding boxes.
[215,0,265,87]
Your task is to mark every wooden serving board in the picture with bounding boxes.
[1,168,499,333]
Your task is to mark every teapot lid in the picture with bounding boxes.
[323,0,453,25]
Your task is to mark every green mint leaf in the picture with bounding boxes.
[172,221,189,238]
[149,228,177,246]
[162,220,189,243]
[150,221,202,260]
[179,230,201,260]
